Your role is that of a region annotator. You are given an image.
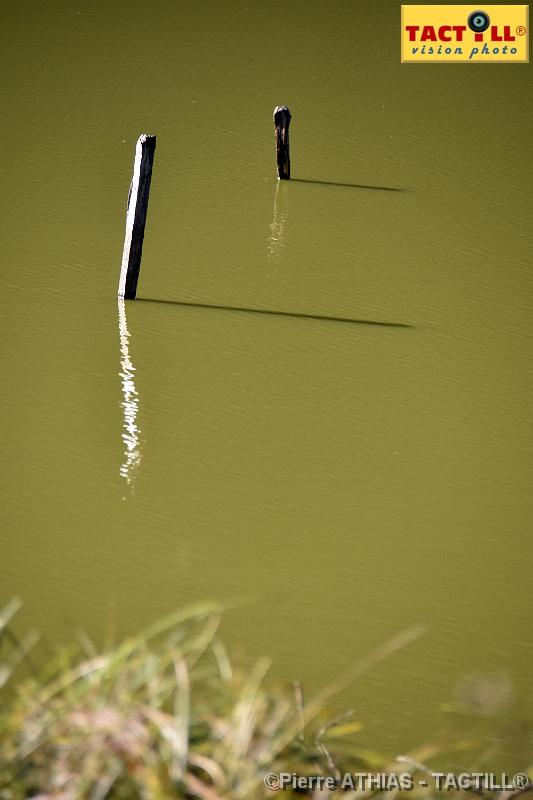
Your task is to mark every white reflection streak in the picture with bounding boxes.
[267,181,288,259]
[118,298,141,488]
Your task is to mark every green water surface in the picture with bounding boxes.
[2,0,532,765]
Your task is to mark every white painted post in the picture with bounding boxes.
[118,134,156,299]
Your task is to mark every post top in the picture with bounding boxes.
[273,106,291,121]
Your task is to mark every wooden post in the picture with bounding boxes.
[118,134,156,300]
[273,106,291,180]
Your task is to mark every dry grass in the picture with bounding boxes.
[0,601,530,800]
[0,600,355,799]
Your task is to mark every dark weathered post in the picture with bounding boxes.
[273,106,291,180]
[118,134,156,300]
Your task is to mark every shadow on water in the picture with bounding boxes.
[291,178,402,192]
[135,297,413,329]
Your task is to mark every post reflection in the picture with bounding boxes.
[267,180,289,260]
[118,298,142,489]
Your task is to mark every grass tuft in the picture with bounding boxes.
[0,603,530,800]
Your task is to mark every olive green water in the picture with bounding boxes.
[2,0,532,764]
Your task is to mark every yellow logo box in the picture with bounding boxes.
[401,5,529,62]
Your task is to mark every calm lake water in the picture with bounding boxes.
[2,0,532,766]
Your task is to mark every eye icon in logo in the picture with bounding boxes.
[468,10,490,32]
